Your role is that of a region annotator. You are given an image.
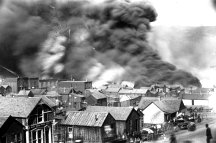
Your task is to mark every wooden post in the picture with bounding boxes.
[25,126,30,143]
[49,126,52,143]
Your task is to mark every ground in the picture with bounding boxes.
[145,113,216,143]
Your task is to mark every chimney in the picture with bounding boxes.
[95,114,98,121]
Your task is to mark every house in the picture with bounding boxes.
[60,111,116,143]
[182,93,210,106]
[4,77,39,93]
[0,97,55,143]
[58,87,86,110]
[85,89,107,106]
[118,88,147,96]
[30,88,47,95]
[16,90,34,97]
[105,87,121,107]
[0,116,25,143]
[58,80,92,94]
[0,65,18,83]
[138,97,186,125]
[119,94,141,107]
[39,78,63,91]
[86,106,141,137]
[0,85,12,96]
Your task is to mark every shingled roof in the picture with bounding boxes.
[0,116,9,128]
[0,97,54,118]
[138,97,159,109]
[139,97,185,114]
[62,111,110,127]
[86,106,134,121]
[91,90,106,99]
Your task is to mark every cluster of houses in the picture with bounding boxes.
[0,66,215,143]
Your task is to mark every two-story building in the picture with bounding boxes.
[0,97,55,143]
[0,116,25,143]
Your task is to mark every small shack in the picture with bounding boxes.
[61,111,116,143]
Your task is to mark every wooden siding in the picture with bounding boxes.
[142,103,165,124]
[126,109,140,134]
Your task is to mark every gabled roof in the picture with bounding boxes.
[154,99,184,114]
[0,97,41,118]
[86,106,134,121]
[182,93,210,100]
[0,97,53,118]
[30,88,47,95]
[119,89,147,94]
[139,97,185,114]
[62,111,110,127]
[0,115,24,135]
[0,85,11,89]
[119,95,140,102]
[105,87,121,93]
[33,96,56,108]
[0,116,9,128]
[0,65,19,78]
[91,90,106,100]
[17,90,33,97]
[138,97,159,109]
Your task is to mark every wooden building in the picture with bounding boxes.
[4,77,39,93]
[60,111,116,143]
[86,106,141,137]
[16,90,34,97]
[138,97,186,125]
[0,116,25,143]
[39,79,63,91]
[58,81,92,94]
[86,89,107,106]
[0,97,55,143]
[0,85,12,96]
[119,95,142,107]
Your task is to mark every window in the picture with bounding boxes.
[31,130,37,143]
[38,130,43,143]
[37,107,43,123]
[68,127,73,139]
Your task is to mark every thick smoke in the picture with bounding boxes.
[149,26,216,87]
[0,0,201,88]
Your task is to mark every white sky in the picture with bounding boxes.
[149,0,216,26]
[148,0,216,87]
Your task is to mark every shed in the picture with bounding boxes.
[86,106,141,136]
[86,90,107,106]
[139,97,186,124]
[0,116,25,143]
[61,111,116,143]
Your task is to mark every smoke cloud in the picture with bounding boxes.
[0,0,201,88]
[149,26,216,87]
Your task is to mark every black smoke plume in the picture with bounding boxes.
[0,0,201,88]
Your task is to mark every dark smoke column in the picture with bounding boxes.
[84,1,201,88]
[0,0,201,88]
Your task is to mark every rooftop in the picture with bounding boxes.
[86,106,134,121]
[62,111,110,127]
[90,90,106,99]
[182,93,211,100]
[138,97,185,114]
[0,97,54,118]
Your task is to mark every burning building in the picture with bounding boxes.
[0,0,201,88]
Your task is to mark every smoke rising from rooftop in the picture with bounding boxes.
[0,0,201,88]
